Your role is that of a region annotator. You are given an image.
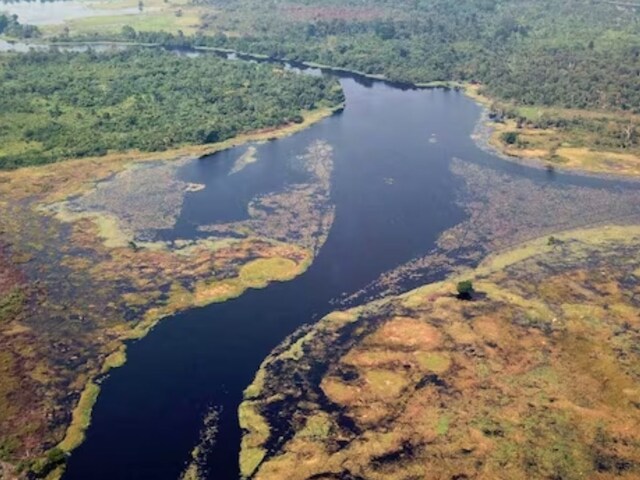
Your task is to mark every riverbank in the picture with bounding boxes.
[0,100,341,479]
[464,84,640,178]
[241,223,640,479]
[4,36,638,178]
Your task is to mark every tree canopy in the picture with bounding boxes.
[0,48,344,169]
[62,0,640,114]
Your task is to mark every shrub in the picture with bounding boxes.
[502,131,519,145]
[456,280,474,300]
[30,447,67,478]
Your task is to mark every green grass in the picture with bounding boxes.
[0,289,25,324]
[436,415,450,436]
[239,402,269,478]
[39,0,205,36]
[61,11,198,35]
[58,382,100,452]
[101,346,127,373]
[239,258,300,288]
[299,413,332,440]
[415,352,451,374]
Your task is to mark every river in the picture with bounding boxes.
[44,53,640,479]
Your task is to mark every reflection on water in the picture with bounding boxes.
[0,0,140,25]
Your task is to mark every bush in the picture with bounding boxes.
[456,280,474,300]
[501,131,519,145]
[30,447,67,478]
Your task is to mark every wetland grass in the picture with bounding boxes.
[240,224,640,480]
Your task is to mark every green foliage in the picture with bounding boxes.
[456,280,474,299]
[63,0,640,116]
[0,289,25,324]
[0,48,344,169]
[0,436,19,461]
[29,447,66,478]
[502,131,518,145]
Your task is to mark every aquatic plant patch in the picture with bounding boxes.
[0,138,337,476]
[347,156,640,304]
[200,140,335,255]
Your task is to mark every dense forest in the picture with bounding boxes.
[206,0,640,113]
[58,0,640,114]
[0,48,344,169]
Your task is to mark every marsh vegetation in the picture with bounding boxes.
[0,131,337,477]
[241,225,640,480]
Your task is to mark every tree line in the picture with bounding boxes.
[54,0,640,114]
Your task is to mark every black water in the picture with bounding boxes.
[63,70,636,480]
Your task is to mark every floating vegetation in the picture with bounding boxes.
[347,156,640,304]
[240,224,640,480]
[230,146,259,175]
[56,158,192,241]
[201,140,335,255]
[179,406,219,480]
[0,137,336,472]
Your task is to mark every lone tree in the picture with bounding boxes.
[502,131,519,145]
[456,280,474,300]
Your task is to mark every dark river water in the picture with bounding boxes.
[62,61,638,479]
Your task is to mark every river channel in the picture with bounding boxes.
[55,53,640,479]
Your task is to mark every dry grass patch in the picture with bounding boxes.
[244,224,640,480]
[556,147,640,175]
[364,316,441,350]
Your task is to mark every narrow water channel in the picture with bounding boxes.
[62,66,639,479]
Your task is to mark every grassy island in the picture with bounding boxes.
[242,225,640,479]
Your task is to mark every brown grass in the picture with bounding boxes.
[244,224,640,480]
[464,84,640,177]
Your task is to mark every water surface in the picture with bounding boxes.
[62,66,640,479]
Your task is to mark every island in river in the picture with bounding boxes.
[242,224,640,480]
